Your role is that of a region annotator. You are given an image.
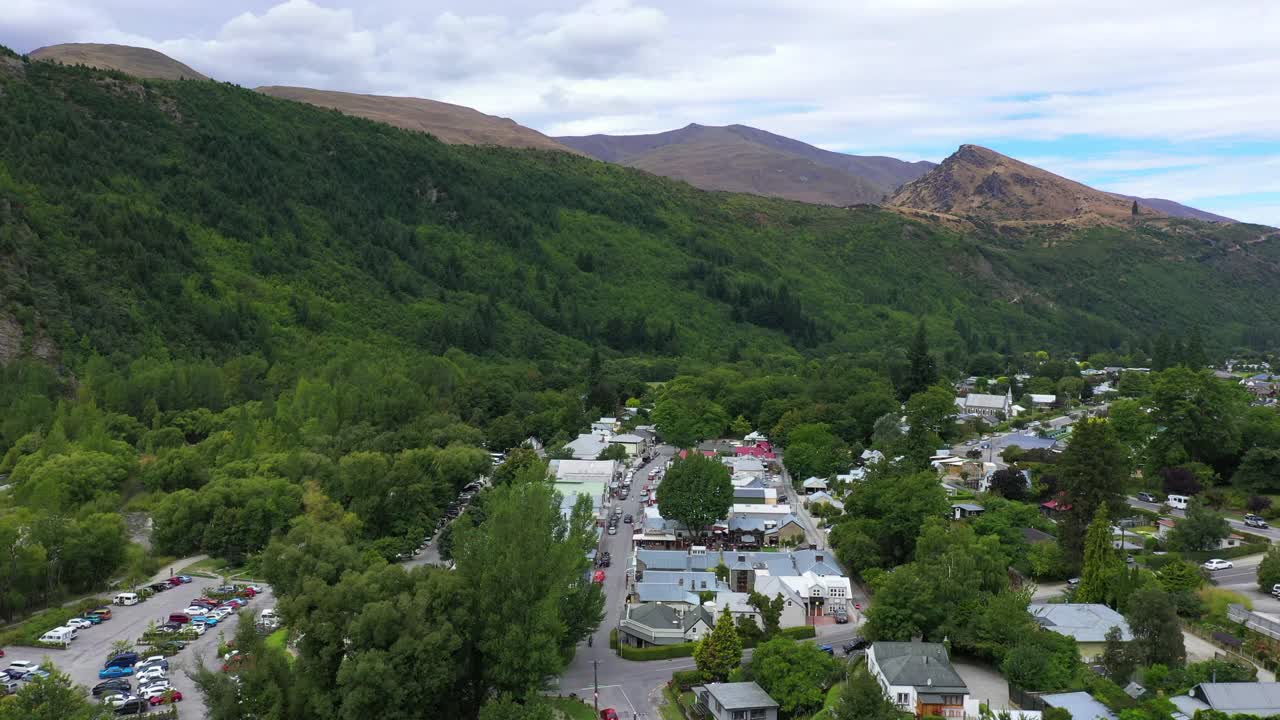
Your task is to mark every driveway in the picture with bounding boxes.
[953,659,1010,712]
[3,576,273,719]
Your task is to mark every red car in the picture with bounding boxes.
[149,690,184,705]
[592,570,606,583]
[168,613,191,624]
[600,709,619,720]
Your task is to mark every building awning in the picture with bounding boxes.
[740,534,756,544]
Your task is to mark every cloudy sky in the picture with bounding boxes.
[6,0,1280,223]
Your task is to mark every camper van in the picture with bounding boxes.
[39,627,74,646]
[1166,494,1190,510]
[113,592,139,606]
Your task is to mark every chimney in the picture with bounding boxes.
[815,553,824,563]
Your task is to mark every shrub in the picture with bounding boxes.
[779,625,817,640]
[1200,587,1252,624]
[621,642,697,661]
[671,669,704,690]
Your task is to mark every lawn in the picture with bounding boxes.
[544,696,597,720]
[180,557,242,578]
[810,682,844,720]
[659,686,694,720]
[263,628,293,665]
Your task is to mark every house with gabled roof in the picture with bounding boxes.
[618,603,713,648]
[867,641,978,719]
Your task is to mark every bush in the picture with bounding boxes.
[1181,543,1268,563]
[620,642,697,661]
[671,669,704,690]
[1200,587,1252,624]
[779,625,817,640]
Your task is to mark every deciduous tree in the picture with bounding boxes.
[749,638,838,717]
[1168,498,1229,553]
[1126,587,1186,668]
[655,453,733,535]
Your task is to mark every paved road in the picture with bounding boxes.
[1126,497,1280,542]
[3,575,273,719]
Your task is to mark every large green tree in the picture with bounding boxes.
[1126,587,1186,668]
[1259,544,1280,594]
[830,469,948,573]
[694,607,743,682]
[1076,504,1123,605]
[655,452,733,535]
[0,665,112,720]
[1056,418,1130,565]
[1146,368,1245,477]
[901,320,938,400]
[749,638,839,717]
[833,668,904,720]
[1168,498,1229,553]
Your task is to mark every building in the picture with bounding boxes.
[951,503,984,520]
[1040,692,1117,720]
[1171,682,1280,717]
[711,581,809,631]
[1029,394,1057,410]
[1156,519,1245,549]
[693,682,779,720]
[609,433,648,458]
[801,477,829,494]
[1030,603,1133,658]
[548,459,617,518]
[592,417,619,434]
[867,641,977,719]
[617,603,713,647]
[635,547,850,620]
[807,491,844,511]
[565,432,612,460]
[955,389,1014,419]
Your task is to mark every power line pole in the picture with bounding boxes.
[593,658,599,715]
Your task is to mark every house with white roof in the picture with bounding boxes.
[609,433,648,458]
[1031,603,1133,659]
[801,477,828,493]
[565,432,613,460]
[955,389,1015,418]
[549,459,616,518]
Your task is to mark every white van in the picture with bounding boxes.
[1167,494,1190,510]
[39,627,74,646]
[114,592,139,606]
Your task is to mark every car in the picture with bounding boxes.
[1066,577,1081,587]
[92,607,113,621]
[623,514,633,524]
[5,661,38,679]
[600,709,619,720]
[148,583,170,592]
[593,570,606,583]
[0,648,4,657]
[114,696,149,715]
[99,666,135,680]
[607,526,617,535]
[93,679,132,696]
[1203,559,1234,571]
[842,637,870,655]
[139,656,169,670]
[184,605,208,615]
[817,644,834,655]
[833,609,850,624]
[1272,583,1280,599]
[104,652,139,669]
[168,613,191,624]
[1136,492,1158,503]
[2,678,18,696]
[148,689,183,706]
[1245,515,1270,528]
[67,617,95,629]
[101,693,134,708]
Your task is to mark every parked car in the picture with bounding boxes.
[842,637,870,655]
[1271,583,1280,599]
[167,613,191,625]
[1245,514,1270,528]
[100,693,133,709]
[600,709,619,720]
[114,696,149,715]
[92,607,113,621]
[148,583,170,593]
[623,514,633,524]
[139,657,168,671]
[148,689,183,705]
[592,570,606,583]
[5,661,39,679]
[1136,492,1158,503]
[67,617,95,629]
[93,679,132,696]
[99,665,135,680]
[2,678,18,696]
[135,667,167,684]
[833,609,849,624]
[1203,559,1234,571]
[104,652,139,669]
[817,644,834,655]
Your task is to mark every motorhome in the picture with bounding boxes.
[113,592,139,606]
[39,627,74,646]
[1167,494,1190,510]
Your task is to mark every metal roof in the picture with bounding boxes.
[702,682,779,710]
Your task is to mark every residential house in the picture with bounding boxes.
[1156,519,1245,550]
[632,426,659,445]
[734,486,778,505]
[565,432,612,460]
[861,449,886,465]
[609,433,648,458]
[807,491,844,512]
[698,439,740,455]
[592,417,619,434]
[1171,682,1280,718]
[1030,603,1133,659]
[743,431,769,444]
[711,580,808,631]
[867,641,977,719]
[1029,394,1057,411]
[951,503,984,520]
[631,583,701,610]
[1022,528,1056,545]
[618,603,713,648]
[1040,692,1117,720]
[724,455,767,479]
[955,388,1015,419]
[736,442,777,460]
[801,477,829,494]
[1040,499,1071,519]
[693,682,779,720]
[837,468,867,484]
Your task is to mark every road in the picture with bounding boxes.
[3,572,273,719]
[1125,496,1280,543]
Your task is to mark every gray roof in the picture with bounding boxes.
[1022,527,1056,544]
[1030,603,1133,643]
[624,604,712,639]
[871,642,968,693]
[1193,682,1280,715]
[702,682,778,710]
[611,434,645,443]
[952,503,984,512]
[735,487,769,499]
[1041,692,1117,720]
[637,548,844,576]
[633,583,700,605]
[643,570,717,590]
[729,517,767,533]
[961,393,1009,409]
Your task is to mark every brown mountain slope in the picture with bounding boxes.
[1115,195,1234,223]
[555,123,933,205]
[891,144,1161,223]
[29,43,208,80]
[257,86,579,154]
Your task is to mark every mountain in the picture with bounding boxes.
[1114,195,1235,223]
[256,86,580,154]
[29,42,208,81]
[555,123,934,205]
[3,47,1280,373]
[891,144,1237,224]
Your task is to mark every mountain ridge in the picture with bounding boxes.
[29,42,209,81]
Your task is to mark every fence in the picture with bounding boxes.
[1007,685,1045,712]
[1229,603,1280,642]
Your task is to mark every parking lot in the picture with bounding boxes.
[4,575,274,718]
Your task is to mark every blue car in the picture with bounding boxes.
[98,666,134,680]
[192,615,217,626]
[175,575,193,584]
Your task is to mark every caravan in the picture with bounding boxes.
[39,627,74,646]
[113,592,139,606]
[1167,494,1190,510]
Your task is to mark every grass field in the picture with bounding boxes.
[544,696,596,720]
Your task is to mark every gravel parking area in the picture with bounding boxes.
[3,576,274,718]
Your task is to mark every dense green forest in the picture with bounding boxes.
[2,45,1280,718]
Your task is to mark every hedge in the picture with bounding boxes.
[1183,543,1269,563]
[671,669,705,690]
[619,625,820,661]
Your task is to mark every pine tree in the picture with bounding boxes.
[694,606,743,682]
[902,319,938,400]
[1076,504,1123,604]
[1184,327,1207,369]
[1152,334,1172,372]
